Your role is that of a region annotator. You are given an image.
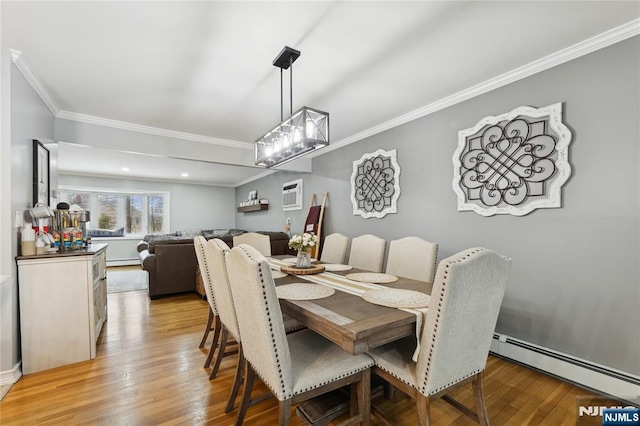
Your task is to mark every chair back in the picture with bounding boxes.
[320,233,350,264]
[233,232,271,256]
[348,234,386,272]
[385,236,438,282]
[193,236,218,315]
[416,248,511,397]
[226,244,293,399]
[205,238,240,342]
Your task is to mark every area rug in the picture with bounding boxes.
[107,270,148,294]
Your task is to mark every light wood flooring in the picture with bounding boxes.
[0,289,599,425]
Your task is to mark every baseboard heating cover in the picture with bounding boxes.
[491,333,639,405]
[107,259,140,267]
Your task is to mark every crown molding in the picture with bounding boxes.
[312,18,640,158]
[55,110,252,150]
[10,49,59,117]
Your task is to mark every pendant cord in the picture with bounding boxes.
[280,68,284,122]
[289,56,293,116]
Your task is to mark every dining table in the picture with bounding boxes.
[268,255,433,356]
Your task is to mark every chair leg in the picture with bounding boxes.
[416,394,431,426]
[279,399,292,425]
[234,361,255,426]
[210,326,228,380]
[204,315,221,368]
[472,372,490,426]
[225,344,245,413]
[199,307,214,348]
[357,368,371,425]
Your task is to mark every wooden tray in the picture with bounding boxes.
[280,264,326,275]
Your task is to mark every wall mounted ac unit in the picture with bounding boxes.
[282,179,303,211]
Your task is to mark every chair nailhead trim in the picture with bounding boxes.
[238,246,288,397]
[419,248,486,395]
[194,239,219,314]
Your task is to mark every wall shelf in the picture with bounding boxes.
[237,204,269,213]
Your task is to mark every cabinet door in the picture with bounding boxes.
[18,258,91,374]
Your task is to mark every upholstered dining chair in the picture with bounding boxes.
[204,238,245,411]
[206,239,305,412]
[193,236,221,369]
[367,247,511,425]
[320,232,350,264]
[385,236,438,282]
[232,232,271,256]
[348,234,387,272]
[226,244,374,425]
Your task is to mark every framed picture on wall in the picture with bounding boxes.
[32,139,50,207]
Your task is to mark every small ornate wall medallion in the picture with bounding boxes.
[351,149,401,219]
[452,103,572,216]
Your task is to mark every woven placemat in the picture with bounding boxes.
[363,288,430,308]
[281,264,326,275]
[345,272,398,284]
[277,283,335,300]
[323,264,353,272]
[271,270,287,279]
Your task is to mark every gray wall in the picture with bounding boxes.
[235,171,312,234]
[1,61,55,375]
[237,36,640,375]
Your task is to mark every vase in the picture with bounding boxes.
[296,249,312,268]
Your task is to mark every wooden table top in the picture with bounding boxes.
[272,256,433,355]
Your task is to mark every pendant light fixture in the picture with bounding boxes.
[254,46,329,168]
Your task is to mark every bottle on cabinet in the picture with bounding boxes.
[51,221,61,250]
[35,237,45,255]
[21,222,36,256]
[71,212,83,250]
[61,212,72,251]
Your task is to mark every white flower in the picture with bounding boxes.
[288,232,317,250]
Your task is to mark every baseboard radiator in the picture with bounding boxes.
[490,333,640,405]
[107,259,140,267]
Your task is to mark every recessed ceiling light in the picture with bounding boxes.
[121,167,130,171]
[181,172,189,177]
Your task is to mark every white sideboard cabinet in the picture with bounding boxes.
[16,244,108,374]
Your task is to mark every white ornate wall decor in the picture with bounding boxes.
[351,149,401,219]
[452,103,572,216]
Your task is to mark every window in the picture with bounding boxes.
[58,189,170,236]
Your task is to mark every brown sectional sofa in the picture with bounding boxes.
[137,229,290,299]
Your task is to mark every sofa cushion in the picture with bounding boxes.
[148,236,194,254]
[203,229,230,239]
[177,229,203,238]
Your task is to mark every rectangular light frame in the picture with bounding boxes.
[255,106,329,168]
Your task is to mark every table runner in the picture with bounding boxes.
[267,258,427,361]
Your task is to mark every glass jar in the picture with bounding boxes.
[296,249,312,268]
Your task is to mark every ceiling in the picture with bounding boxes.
[2,1,639,186]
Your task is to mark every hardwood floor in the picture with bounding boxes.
[0,290,598,425]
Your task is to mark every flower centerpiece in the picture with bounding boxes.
[288,232,317,268]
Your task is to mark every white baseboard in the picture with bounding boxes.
[0,362,22,400]
[107,259,140,267]
[491,333,640,405]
